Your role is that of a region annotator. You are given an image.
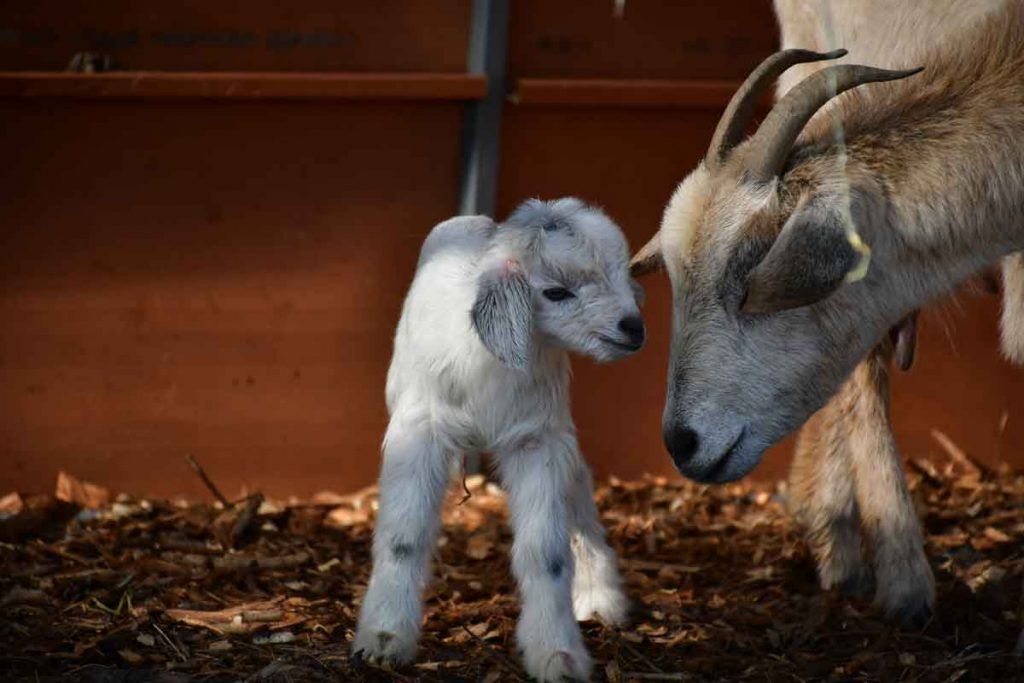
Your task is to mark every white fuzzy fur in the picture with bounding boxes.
[354,199,640,681]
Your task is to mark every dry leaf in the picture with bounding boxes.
[465,533,493,560]
[55,471,109,509]
[983,526,1011,543]
[325,506,370,527]
[165,597,310,635]
[0,492,23,514]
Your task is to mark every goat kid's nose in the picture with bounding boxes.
[663,422,699,470]
[618,315,645,346]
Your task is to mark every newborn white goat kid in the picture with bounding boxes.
[354,198,644,681]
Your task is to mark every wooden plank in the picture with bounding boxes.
[0,72,488,101]
[512,77,756,109]
[508,0,777,80]
[0,0,472,73]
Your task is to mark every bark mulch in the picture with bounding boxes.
[1,455,1022,682]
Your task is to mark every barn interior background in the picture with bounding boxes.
[1,0,1021,500]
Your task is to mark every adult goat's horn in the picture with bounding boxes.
[744,63,924,181]
[706,48,848,166]
[630,231,663,276]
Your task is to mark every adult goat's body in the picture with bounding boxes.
[634,0,1024,623]
[775,0,1024,623]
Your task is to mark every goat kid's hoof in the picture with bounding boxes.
[522,646,593,682]
[573,584,629,626]
[351,627,417,667]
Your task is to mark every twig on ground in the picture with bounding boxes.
[458,455,473,506]
[212,551,310,571]
[460,624,524,681]
[620,640,664,674]
[230,493,264,548]
[910,458,946,488]
[185,454,232,508]
[931,429,992,478]
[152,622,186,662]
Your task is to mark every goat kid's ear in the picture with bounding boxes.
[741,202,859,315]
[630,231,665,277]
[472,258,534,370]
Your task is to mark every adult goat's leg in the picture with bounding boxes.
[790,381,870,597]
[497,434,591,683]
[354,412,453,664]
[848,345,935,626]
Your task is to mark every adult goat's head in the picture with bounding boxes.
[633,50,922,483]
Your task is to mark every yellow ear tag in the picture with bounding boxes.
[843,229,871,283]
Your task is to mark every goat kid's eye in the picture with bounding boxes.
[542,287,575,302]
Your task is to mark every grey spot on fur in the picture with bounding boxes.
[548,557,564,578]
[391,542,415,560]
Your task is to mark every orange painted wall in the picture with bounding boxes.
[0,3,1021,498]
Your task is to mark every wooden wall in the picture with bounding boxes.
[1,2,1020,499]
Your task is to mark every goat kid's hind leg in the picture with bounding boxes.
[849,346,935,627]
[497,435,592,682]
[790,393,871,598]
[565,450,628,625]
[354,414,452,665]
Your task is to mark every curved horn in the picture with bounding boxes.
[745,64,924,181]
[630,231,663,276]
[707,48,848,166]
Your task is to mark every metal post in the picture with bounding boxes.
[459,0,509,474]
[458,0,510,218]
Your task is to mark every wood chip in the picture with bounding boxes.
[54,471,109,508]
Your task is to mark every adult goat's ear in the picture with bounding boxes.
[741,200,861,315]
[472,257,534,369]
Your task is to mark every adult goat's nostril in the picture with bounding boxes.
[663,422,699,469]
[618,315,645,345]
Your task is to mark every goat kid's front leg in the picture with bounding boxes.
[848,345,935,626]
[497,434,592,682]
[354,414,452,665]
[565,449,628,625]
[790,394,871,598]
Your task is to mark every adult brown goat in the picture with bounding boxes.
[633,0,1024,624]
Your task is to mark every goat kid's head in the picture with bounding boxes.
[633,49,922,483]
[472,198,645,369]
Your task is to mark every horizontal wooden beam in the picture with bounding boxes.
[0,71,488,101]
[512,78,755,109]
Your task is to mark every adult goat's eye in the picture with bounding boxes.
[543,287,575,302]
